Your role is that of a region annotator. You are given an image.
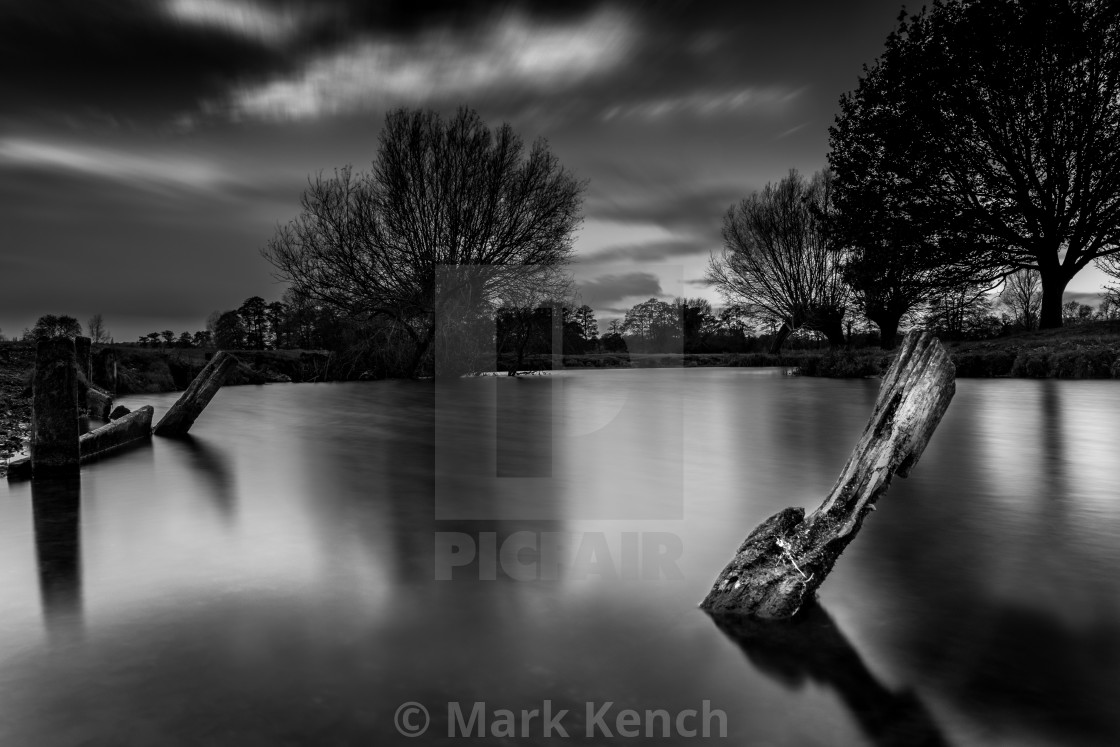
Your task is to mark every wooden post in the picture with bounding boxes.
[75,337,92,431]
[700,331,956,619]
[80,406,153,461]
[31,338,80,478]
[152,351,238,437]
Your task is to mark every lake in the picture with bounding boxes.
[1,369,1118,745]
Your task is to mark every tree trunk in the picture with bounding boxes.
[768,323,793,354]
[700,331,955,619]
[870,311,903,350]
[1038,270,1070,329]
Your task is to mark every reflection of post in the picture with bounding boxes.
[31,476,83,640]
[711,603,950,747]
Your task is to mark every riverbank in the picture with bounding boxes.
[5,324,1120,475]
[0,342,333,476]
[511,320,1120,379]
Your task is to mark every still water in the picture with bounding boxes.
[1,370,1119,746]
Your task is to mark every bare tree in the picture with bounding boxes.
[999,269,1042,331]
[263,106,585,377]
[87,313,110,343]
[707,169,851,352]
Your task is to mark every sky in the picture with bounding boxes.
[0,0,1111,342]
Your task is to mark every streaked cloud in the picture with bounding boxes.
[600,87,803,122]
[582,239,711,263]
[0,137,233,192]
[576,272,664,309]
[228,7,635,120]
[164,0,314,45]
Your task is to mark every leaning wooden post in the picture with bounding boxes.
[152,352,237,437]
[31,337,81,477]
[701,331,956,619]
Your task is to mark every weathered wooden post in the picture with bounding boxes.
[31,338,81,477]
[75,336,92,430]
[80,406,153,461]
[701,331,956,619]
[153,351,238,436]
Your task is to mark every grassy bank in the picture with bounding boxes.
[508,321,1120,380]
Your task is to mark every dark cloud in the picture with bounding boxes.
[581,239,713,263]
[585,179,746,238]
[576,272,664,309]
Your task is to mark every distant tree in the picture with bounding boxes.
[572,305,599,346]
[925,285,1001,340]
[192,330,213,348]
[266,301,289,349]
[144,332,162,347]
[239,296,268,350]
[599,332,628,353]
[621,298,680,353]
[30,314,82,340]
[830,0,1120,329]
[708,170,851,352]
[159,330,174,347]
[1099,289,1120,320]
[176,332,194,348]
[999,270,1043,331]
[87,313,110,343]
[674,297,714,352]
[1062,300,1095,325]
[262,106,585,377]
[213,311,246,350]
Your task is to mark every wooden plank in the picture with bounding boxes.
[700,331,956,619]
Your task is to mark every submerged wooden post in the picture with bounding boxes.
[701,331,956,619]
[152,352,237,437]
[31,338,80,477]
[80,406,153,461]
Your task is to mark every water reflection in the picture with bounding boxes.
[711,603,949,747]
[175,434,237,520]
[30,476,82,640]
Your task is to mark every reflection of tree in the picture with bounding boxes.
[31,476,83,640]
[710,603,949,747]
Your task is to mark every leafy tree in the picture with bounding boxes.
[192,330,213,348]
[177,332,194,348]
[239,296,268,350]
[621,298,680,353]
[572,305,599,346]
[160,330,175,347]
[707,170,851,352]
[87,313,110,343]
[213,311,246,350]
[30,314,82,340]
[263,106,585,377]
[674,297,715,353]
[831,0,1120,329]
